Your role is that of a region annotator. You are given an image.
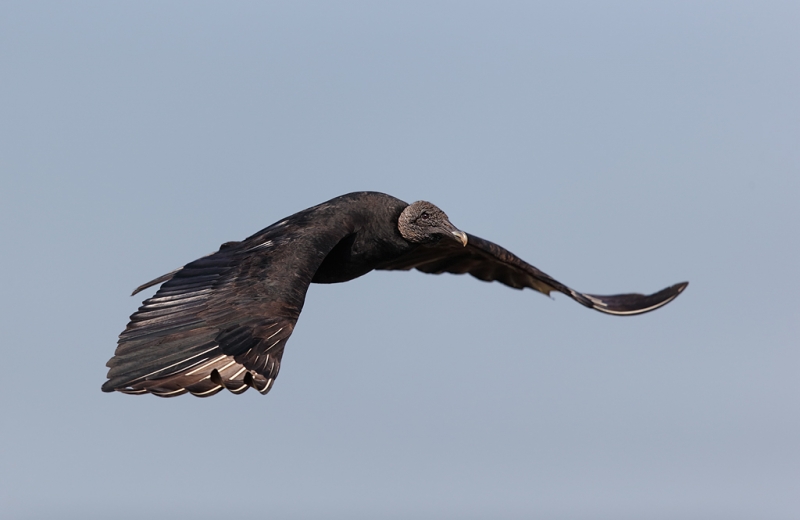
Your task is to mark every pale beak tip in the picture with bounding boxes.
[453,230,468,247]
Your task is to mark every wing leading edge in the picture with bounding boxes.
[376,233,688,316]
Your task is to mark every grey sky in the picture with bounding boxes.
[1,2,798,519]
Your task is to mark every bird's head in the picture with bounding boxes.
[398,201,468,247]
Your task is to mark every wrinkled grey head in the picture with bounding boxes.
[398,201,468,246]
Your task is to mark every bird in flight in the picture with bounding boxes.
[103,192,688,398]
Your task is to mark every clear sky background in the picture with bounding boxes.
[1,2,798,519]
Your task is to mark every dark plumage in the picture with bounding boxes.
[103,192,688,397]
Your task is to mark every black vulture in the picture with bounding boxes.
[103,191,688,397]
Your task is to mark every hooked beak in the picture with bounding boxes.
[452,229,468,247]
[438,219,468,247]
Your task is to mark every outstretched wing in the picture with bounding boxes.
[103,212,355,397]
[375,233,687,315]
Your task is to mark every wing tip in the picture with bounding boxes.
[100,371,277,398]
[580,280,689,316]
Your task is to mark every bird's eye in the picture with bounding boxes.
[419,212,429,220]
